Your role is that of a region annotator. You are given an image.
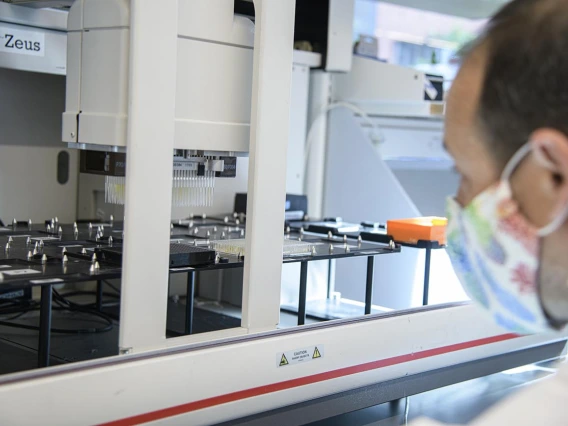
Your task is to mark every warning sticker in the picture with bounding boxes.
[276,345,324,367]
[313,347,322,359]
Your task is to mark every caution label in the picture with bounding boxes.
[313,347,322,359]
[276,345,324,367]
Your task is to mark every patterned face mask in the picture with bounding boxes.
[446,143,568,334]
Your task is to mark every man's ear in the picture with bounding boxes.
[531,129,568,208]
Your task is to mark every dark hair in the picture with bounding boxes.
[474,0,568,166]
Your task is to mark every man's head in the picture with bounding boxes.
[445,0,568,325]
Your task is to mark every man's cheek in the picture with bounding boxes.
[456,179,472,207]
[511,161,557,228]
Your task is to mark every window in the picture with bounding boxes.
[354,0,487,90]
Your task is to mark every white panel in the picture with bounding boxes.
[393,169,459,217]
[62,30,81,142]
[293,50,322,68]
[66,0,83,32]
[333,56,425,103]
[364,116,451,169]
[286,63,310,194]
[62,112,78,143]
[176,38,253,126]
[326,0,355,72]
[83,0,130,29]
[305,71,332,218]
[78,113,128,148]
[178,0,254,47]
[63,32,81,115]
[174,121,249,152]
[78,28,129,146]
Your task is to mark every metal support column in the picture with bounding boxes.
[185,271,195,335]
[38,285,52,368]
[423,247,432,306]
[365,256,374,315]
[242,0,297,332]
[119,1,178,353]
[96,280,103,312]
[298,261,308,326]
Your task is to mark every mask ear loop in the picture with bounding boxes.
[500,142,533,181]
[537,201,568,237]
[533,142,568,235]
[501,142,568,237]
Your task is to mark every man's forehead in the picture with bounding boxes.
[446,48,487,143]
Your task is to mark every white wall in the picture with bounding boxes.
[0,68,78,223]
[392,169,459,217]
[324,108,422,309]
[323,109,468,309]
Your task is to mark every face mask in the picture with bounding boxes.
[446,142,568,334]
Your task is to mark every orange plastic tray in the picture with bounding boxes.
[386,217,447,246]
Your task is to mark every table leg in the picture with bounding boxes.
[185,271,195,335]
[96,280,103,312]
[38,285,53,368]
[365,256,375,315]
[298,261,308,326]
[423,247,432,306]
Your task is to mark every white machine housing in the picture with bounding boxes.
[63,0,255,153]
[332,56,444,117]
